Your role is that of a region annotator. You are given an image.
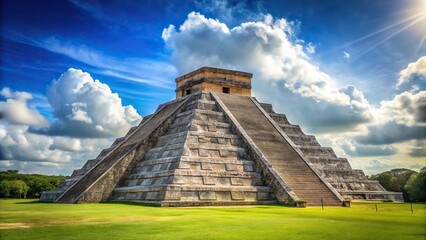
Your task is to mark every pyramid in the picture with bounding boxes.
[41,67,403,207]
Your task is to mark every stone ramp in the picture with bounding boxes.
[55,96,192,203]
[215,93,343,206]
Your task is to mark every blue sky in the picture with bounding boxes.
[1,0,425,175]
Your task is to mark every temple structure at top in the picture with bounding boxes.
[175,67,252,98]
[41,66,403,207]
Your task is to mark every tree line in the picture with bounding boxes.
[0,170,68,199]
[369,167,425,202]
[0,168,424,202]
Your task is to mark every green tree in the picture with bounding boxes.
[10,180,29,198]
[370,168,417,201]
[405,167,426,202]
[0,180,12,199]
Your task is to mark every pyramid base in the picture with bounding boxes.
[110,200,278,207]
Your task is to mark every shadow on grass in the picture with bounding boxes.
[14,199,47,204]
[102,201,161,208]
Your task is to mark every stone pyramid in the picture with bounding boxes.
[41,67,403,207]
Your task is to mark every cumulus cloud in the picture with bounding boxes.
[0,88,49,126]
[0,69,144,174]
[0,120,112,174]
[0,122,71,163]
[34,68,142,138]
[356,122,426,145]
[338,138,397,157]
[397,56,426,87]
[378,87,426,126]
[163,12,373,131]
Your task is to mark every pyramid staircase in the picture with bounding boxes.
[213,93,343,206]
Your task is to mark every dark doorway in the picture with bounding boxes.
[185,89,192,95]
[222,87,230,94]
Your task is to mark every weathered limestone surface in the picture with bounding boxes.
[111,92,275,206]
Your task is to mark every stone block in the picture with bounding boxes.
[208,125,217,132]
[181,147,191,156]
[217,138,226,144]
[257,192,270,201]
[203,176,215,185]
[181,191,199,201]
[230,178,243,186]
[164,190,181,200]
[173,176,185,184]
[243,164,254,172]
[226,163,237,171]
[216,191,231,201]
[199,191,216,200]
[125,192,137,199]
[178,162,190,169]
[217,177,230,185]
[231,191,245,200]
[219,150,230,157]
[199,148,209,157]
[146,192,159,200]
[201,162,212,170]
[244,192,257,201]
[230,138,239,146]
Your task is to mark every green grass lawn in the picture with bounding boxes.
[0,199,425,240]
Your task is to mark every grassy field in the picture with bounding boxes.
[0,199,425,240]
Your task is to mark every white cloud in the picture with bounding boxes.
[32,68,142,138]
[163,12,373,131]
[0,119,113,174]
[0,69,144,175]
[377,87,426,126]
[397,56,426,87]
[337,138,397,157]
[0,88,49,126]
[306,43,315,54]
[0,122,70,163]
[343,51,350,59]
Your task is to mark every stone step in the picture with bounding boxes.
[127,169,263,180]
[286,134,320,147]
[259,103,274,113]
[155,132,188,147]
[319,169,368,180]
[186,144,247,159]
[184,99,218,111]
[278,123,305,135]
[298,146,337,157]
[145,144,184,160]
[114,185,272,192]
[269,113,290,125]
